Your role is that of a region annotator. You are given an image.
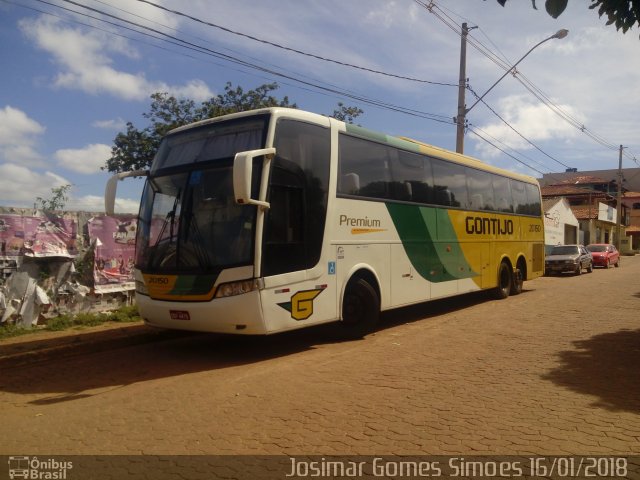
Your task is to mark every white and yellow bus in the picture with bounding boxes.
[106,108,544,337]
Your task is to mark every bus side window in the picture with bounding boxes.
[493,175,514,213]
[390,150,434,204]
[432,158,469,208]
[341,173,360,195]
[525,183,542,216]
[338,134,391,199]
[511,179,529,215]
[466,168,495,211]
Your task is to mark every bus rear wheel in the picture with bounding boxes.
[511,268,523,295]
[494,261,512,299]
[341,278,379,339]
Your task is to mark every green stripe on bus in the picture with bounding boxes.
[386,203,476,282]
[344,124,421,153]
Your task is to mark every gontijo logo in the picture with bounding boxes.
[465,216,514,235]
[278,288,324,320]
[8,456,73,479]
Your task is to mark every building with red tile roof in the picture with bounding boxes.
[540,172,632,250]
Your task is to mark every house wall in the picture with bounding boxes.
[544,199,579,252]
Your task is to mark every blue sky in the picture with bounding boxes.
[1,0,639,212]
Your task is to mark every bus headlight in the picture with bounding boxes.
[214,279,258,298]
[135,279,149,295]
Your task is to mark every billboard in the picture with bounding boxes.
[87,215,137,293]
[0,213,78,258]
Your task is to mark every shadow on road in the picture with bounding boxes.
[543,328,640,413]
[0,288,531,404]
[377,288,534,331]
[0,331,317,403]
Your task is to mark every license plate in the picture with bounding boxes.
[169,310,190,321]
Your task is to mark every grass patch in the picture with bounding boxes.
[0,305,141,340]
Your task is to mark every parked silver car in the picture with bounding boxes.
[545,244,593,275]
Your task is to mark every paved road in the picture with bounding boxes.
[1,256,639,456]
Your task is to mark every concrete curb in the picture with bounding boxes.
[0,323,169,367]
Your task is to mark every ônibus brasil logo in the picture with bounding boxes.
[7,456,73,479]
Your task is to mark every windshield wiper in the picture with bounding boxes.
[148,190,181,266]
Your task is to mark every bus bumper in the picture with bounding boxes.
[135,290,267,334]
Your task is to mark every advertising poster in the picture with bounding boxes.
[0,214,26,257]
[24,214,78,258]
[0,213,78,258]
[88,215,137,292]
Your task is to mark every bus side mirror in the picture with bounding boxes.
[105,169,148,215]
[233,148,275,209]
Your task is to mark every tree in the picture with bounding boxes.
[35,184,71,212]
[105,82,364,173]
[331,102,364,124]
[494,0,640,34]
[105,82,295,173]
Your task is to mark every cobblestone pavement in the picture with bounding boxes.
[0,256,639,456]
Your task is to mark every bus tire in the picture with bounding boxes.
[341,277,379,339]
[511,267,523,295]
[494,261,512,299]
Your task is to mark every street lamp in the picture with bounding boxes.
[455,28,569,154]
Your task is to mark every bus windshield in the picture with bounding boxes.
[135,117,268,273]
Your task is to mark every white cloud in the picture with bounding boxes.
[170,80,217,103]
[19,16,214,102]
[92,118,127,130]
[67,195,140,213]
[472,94,583,159]
[0,164,139,211]
[54,144,112,174]
[0,163,70,206]
[0,106,46,167]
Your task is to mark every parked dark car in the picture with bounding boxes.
[586,243,620,268]
[545,244,593,275]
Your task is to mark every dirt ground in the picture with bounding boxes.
[0,256,638,461]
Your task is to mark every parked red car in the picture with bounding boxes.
[586,244,620,268]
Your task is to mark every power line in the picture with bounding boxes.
[23,0,454,125]
[468,122,553,174]
[419,0,640,169]
[420,1,567,172]
[135,0,458,88]
[466,85,573,170]
[466,126,545,176]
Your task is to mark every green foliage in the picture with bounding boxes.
[105,81,364,173]
[197,82,296,118]
[495,0,640,34]
[0,305,141,340]
[545,0,568,18]
[105,82,297,173]
[45,312,105,331]
[589,0,640,33]
[35,184,72,212]
[0,323,25,340]
[331,102,364,124]
[103,304,141,323]
[45,314,74,331]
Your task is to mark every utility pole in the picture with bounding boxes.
[455,22,469,154]
[615,144,624,251]
[455,28,568,156]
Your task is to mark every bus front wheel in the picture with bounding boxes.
[341,278,379,339]
[494,262,512,299]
